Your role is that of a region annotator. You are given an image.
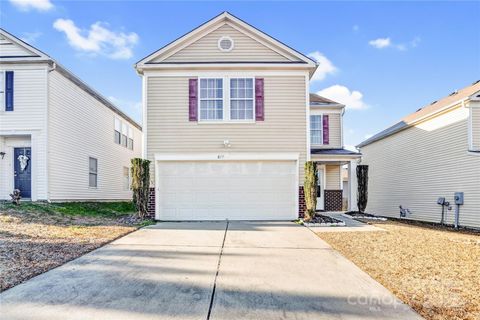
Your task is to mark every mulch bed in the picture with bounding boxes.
[0,208,142,292]
[344,211,387,220]
[316,220,480,320]
[303,214,345,226]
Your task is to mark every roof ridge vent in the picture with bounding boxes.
[473,80,480,85]
[449,90,458,96]
[430,100,437,105]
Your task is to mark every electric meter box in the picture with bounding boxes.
[454,192,464,205]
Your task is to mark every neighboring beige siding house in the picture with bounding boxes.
[136,12,360,220]
[358,81,480,229]
[0,29,142,202]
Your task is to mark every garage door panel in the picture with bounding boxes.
[157,160,296,220]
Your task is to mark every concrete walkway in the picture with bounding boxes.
[0,221,421,320]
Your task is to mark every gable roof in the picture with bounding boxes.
[309,93,344,107]
[135,12,317,74]
[358,80,480,148]
[0,28,50,61]
[0,28,141,130]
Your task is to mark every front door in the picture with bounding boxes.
[316,166,324,211]
[14,147,32,198]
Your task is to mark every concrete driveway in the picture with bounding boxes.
[0,221,421,319]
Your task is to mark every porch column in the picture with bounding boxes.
[348,160,358,211]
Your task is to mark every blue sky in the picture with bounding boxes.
[2,0,479,148]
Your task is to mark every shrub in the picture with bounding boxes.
[356,165,369,214]
[304,161,318,221]
[131,158,151,218]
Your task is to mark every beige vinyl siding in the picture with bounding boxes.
[146,75,307,183]
[325,165,341,190]
[0,37,36,57]
[361,105,480,229]
[0,66,48,200]
[48,70,142,200]
[160,24,297,63]
[471,102,480,150]
[310,112,342,149]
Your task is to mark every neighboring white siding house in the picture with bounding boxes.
[136,12,317,220]
[0,29,142,201]
[358,81,480,229]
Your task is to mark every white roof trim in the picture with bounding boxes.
[135,12,317,70]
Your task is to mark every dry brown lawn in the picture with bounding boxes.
[317,220,480,320]
[0,203,144,292]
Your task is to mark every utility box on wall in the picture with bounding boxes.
[454,192,464,205]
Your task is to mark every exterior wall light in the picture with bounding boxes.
[0,152,5,159]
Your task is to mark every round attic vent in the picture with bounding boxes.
[218,36,234,52]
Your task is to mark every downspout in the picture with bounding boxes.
[45,61,56,202]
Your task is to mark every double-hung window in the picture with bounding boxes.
[230,78,254,120]
[127,127,134,150]
[121,123,128,147]
[114,118,121,144]
[310,115,323,145]
[199,78,223,121]
[198,77,255,122]
[89,157,98,188]
[123,167,130,190]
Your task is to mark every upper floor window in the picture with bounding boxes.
[230,78,254,120]
[114,118,121,144]
[198,77,255,122]
[121,123,128,147]
[114,117,134,150]
[0,71,14,111]
[470,104,480,152]
[310,115,323,145]
[199,78,223,121]
[128,127,134,150]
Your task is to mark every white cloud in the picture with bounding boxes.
[317,85,369,110]
[9,0,53,11]
[20,31,42,43]
[369,37,391,49]
[53,19,139,59]
[352,25,359,32]
[369,36,421,51]
[307,51,337,82]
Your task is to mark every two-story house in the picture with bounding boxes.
[136,12,360,220]
[0,28,142,202]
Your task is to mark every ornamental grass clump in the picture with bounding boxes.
[304,161,318,221]
[130,158,151,219]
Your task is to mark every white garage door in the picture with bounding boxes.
[156,160,297,220]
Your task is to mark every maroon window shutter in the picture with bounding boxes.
[255,78,264,121]
[323,115,329,145]
[189,79,198,121]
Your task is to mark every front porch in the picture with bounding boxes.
[311,148,362,212]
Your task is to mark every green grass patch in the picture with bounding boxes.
[1,201,135,218]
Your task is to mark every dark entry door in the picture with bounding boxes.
[14,147,31,198]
